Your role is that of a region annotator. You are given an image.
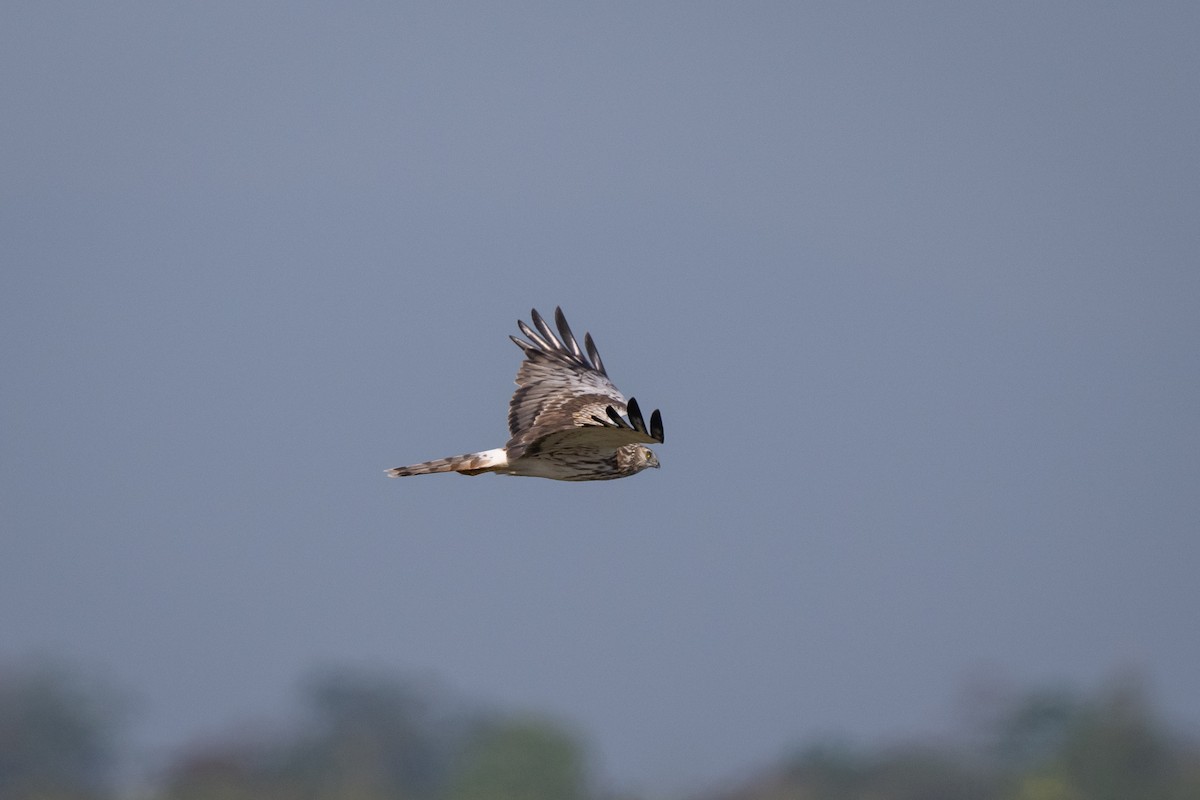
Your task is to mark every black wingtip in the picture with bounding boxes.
[626,397,647,435]
[584,332,607,376]
[605,405,631,429]
[516,318,551,351]
[530,308,563,350]
[554,307,585,361]
[592,401,662,441]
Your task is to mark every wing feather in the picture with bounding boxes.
[554,307,585,361]
[588,397,665,444]
[584,332,606,377]
[527,423,659,457]
[532,308,564,351]
[507,307,658,460]
[515,319,554,352]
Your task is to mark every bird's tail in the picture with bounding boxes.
[385,447,507,478]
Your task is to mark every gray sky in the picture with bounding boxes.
[3,3,1198,795]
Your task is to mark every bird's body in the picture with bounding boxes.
[386,307,663,482]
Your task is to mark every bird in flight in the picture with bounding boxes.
[387,307,664,481]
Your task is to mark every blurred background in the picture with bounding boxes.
[2,4,1198,799]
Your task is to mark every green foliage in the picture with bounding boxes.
[1051,678,1184,800]
[782,743,991,800]
[1006,772,1082,800]
[158,670,590,800]
[447,718,589,800]
[993,687,1079,773]
[3,659,1198,800]
[781,742,867,799]
[722,676,1200,800]
[0,661,124,800]
[285,669,454,799]
[160,668,463,800]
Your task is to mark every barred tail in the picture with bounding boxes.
[385,447,507,478]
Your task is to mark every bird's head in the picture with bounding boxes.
[618,444,660,474]
[641,446,660,470]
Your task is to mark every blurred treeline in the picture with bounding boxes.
[2,660,1199,800]
[709,676,1200,800]
[0,661,587,800]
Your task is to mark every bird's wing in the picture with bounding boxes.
[505,307,662,460]
[519,397,665,457]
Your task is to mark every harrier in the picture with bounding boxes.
[386,307,663,481]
